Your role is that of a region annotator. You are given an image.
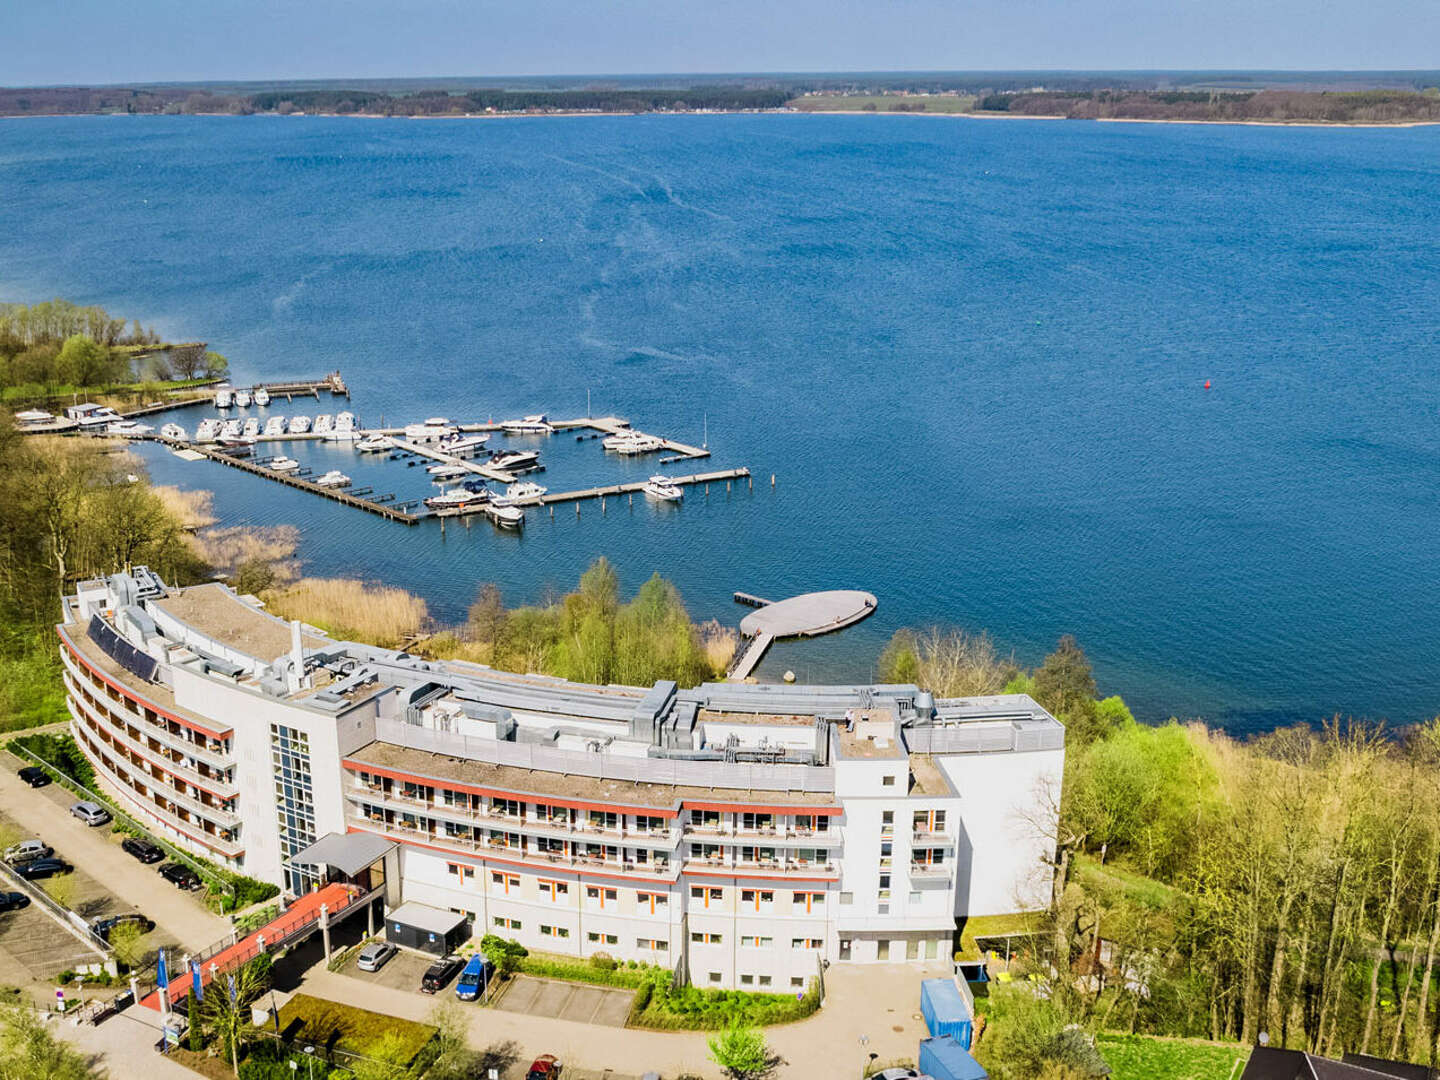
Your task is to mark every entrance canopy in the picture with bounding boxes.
[288,832,395,876]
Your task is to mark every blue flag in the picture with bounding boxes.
[156,948,169,990]
[228,973,237,1005]
[191,960,204,1003]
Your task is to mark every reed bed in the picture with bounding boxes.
[265,577,429,648]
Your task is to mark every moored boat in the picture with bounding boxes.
[234,390,252,408]
[263,416,287,437]
[312,470,350,488]
[355,435,394,453]
[427,463,470,480]
[214,389,233,408]
[107,420,154,437]
[437,433,490,456]
[314,414,333,435]
[404,419,458,443]
[288,416,312,434]
[269,457,300,473]
[490,480,547,507]
[159,423,188,441]
[500,413,553,434]
[334,411,356,433]
[643,475,684,502]
[486,503,525,528]
[424,488,485,510]
[253,388,271,406]
[221,419,243,438]
[489,449,540,470]
[195,419,221,442]
[242,417,260,437]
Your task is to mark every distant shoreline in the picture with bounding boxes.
[4,108,1438,130]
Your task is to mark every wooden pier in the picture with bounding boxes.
[246,371,349,400]
[389,438,518,484]
[436,468,751,517]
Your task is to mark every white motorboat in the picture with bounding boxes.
[106,420,153,437]
[264,416,287,436]
[217,436,255,456]
[313,414,333,435]
[326,429,362,443]
[214,389,233,408]
[500,413,553,435]
[242,417,261,437]
[489,449,539,470]
[253,388,271,407]
[427,463,470,480]
[486,503,525,528]
[159,423,188,441]
[14,408,54,427]
[195,419,221,443]
[66,403,123,428]
[313,470,350,488]
[334,411,356,433]
[355,435,394,453]
[288,416,312,435]
[437,433,490,456]
[491,481,547,507]
[424,489,485,510]
[269,457,300,473]
[234,390,252,408]
[221,419,243,438]
[404,420,458,443]
[603,430,665,455]
[643,475,684,502]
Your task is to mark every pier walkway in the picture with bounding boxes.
[435,467,751,516]
[728,590,878,680]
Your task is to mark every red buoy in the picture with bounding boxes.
[1204,380,1211,390]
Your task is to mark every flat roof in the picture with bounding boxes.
[347,740,841,812]
[909,754,955,797]
[153,583,326,664]
[288,831,395,876]
[387,901,469,937]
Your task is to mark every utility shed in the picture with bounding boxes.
[385,901,469,956]
[921,977,974,1048]
[919,1036,988,1080]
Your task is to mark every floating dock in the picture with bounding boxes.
[434,467,751,516]
[246,371,349,399]
[728,590,878,680]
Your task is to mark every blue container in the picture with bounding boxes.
[919,1035,988,1080]
[920,978,974,1048]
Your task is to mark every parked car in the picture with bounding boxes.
[454,953,493,1001]
[874,1070,922,1080]
[122,837,165,864]
[3,839,52,865]
[92,913,156,941]
[356,941,397,972]
[17,857,71,880]
[158,863,201,891]
[0,892,30,912]
[526,1054,562,1080]
[70,801,111,827]
[17,766,50,788]
[420,955,464,994]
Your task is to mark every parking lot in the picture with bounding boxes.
[0,891,102,982]
[497,976,635,1028]
[335,942,435,993]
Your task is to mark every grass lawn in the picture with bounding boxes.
[1097,1034,1249,1080]
[273,993,437,1064]
[788,94,977,113]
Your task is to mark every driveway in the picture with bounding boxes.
[0,746,230,952]
[498,976,634,1028]
[0,897,102,982]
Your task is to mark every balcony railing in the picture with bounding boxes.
[682,823,843,846]
[62,659,232,768]
[908,863,951,881]
[683,857,837,876]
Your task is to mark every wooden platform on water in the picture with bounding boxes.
[728,590,879,680]
[246,371,348,398]
[435,468,752,517]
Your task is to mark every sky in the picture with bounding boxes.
[7,0,1438,86]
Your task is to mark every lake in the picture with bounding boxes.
[3,113,1438,732]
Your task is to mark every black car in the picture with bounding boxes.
[0,891,30,912]
[92,913,155,941]
[17,766,50,788]
[158,863,201,890]
[122,837,165,864]
[420,955,465,994]
[17,858,71,880]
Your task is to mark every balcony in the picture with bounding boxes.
[908,863,951,882]
[62,659,232,768]
[683,857,838,877]
[912,829,954,845]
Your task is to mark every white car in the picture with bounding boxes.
[356,941,397,972]
[70,801,111,827]
[4,839,52,864]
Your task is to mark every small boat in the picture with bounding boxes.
[221,419,243,438]
[424,489,484,510]
[288,416,312,434]
[404,421,457,443]
[427,463,470,480]
[491,481,547,507]
[437,433,490,456]
[604,431,665,455]
[195,419,221,443]
[334,411,356,433]
[159,423,188,441]
[269,457,300,473]
[460,480,492,496]
[486,503,525,528]
[106,420,153,437]
[313,470,350,488]
[355,435,394,453]
[253,388,271,407]
[217,437,255,457]
[14,408,54,427]
[242,417,260,437]
[489,450,539,470]
[643,475,684,502]
[264,416,287,437]
[234,390,253,408]
[500,414,553,435]
[214,389,233,408]
[314,414,333,435]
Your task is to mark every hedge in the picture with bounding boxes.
[629,977,823,1030]
[514,953,657,989]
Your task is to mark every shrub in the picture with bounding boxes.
[589,953,618,972]
[630,977,822,1031]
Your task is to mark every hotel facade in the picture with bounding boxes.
[60,570,1064,988]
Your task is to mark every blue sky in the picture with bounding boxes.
[8,0,1436,86]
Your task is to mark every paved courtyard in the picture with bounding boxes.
[498,975,634,1027]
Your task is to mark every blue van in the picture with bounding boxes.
[455,953,493,1001]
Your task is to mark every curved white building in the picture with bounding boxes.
[61,570,1064,987]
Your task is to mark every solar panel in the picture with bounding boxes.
[87,616,159,683]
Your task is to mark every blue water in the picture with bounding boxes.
[3,114,1439,731]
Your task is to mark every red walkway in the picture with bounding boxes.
[142,882,361,1010]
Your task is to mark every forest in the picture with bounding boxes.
[975,88,1440,123]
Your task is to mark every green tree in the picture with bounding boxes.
[349,1032,411,1080]
[707,1024,773,1080]
[203,351,229,378]
[467,583,507,657]
[0,1002,105,1078]
[201,956,270,1076]
[54,335,114,388]
[1034,635,1101,745]
[186,989,203,1052]
[878,629,921,683]
[974,986,1108,1080]
[107,921,147,971]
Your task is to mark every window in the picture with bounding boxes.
[882,775,896,787]
[637,938,669,952]
[536,836,566,855]
[587,931,619,945]
[839,892,854,906]
[740,889,774,911]
[913,848,947,868]
[691,843,722,860]
[586,886,618,908]
[634,815,667,834]
[740,974,754,986]
[881,810,894,837]
[914,808,947,834]
[758,975,772,987]
[490,797,521,817]
[493,916,521,930]
[708,972,722,984]
[691,931,724,945]
[269,724,316,895]
[588,810,618,831]
[488,829,521,849]
[637,890,668,913]
[792,891,824,914]
[691,886,723,907]
[540,924,569,939]
[491,872,519,894]
[791,938,823,950]
[909,891,922,903]
[740,935,773,948]
[447,863,475,883]
[538,880,568,901]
